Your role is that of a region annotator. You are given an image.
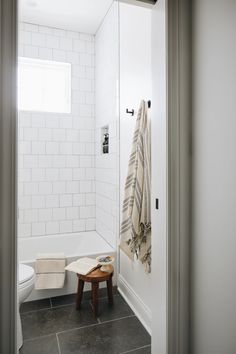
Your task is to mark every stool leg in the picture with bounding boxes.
[106,277,113,305]
[92,282,99,317]
[76,279,84,310]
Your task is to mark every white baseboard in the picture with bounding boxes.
[118,274,152,335]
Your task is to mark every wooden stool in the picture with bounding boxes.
[76,265,114,317]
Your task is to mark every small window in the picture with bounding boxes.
[18,57,71,113]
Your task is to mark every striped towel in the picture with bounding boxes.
[35,253,66,290]
[120,100,151,272]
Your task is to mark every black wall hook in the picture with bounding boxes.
[126,108,134,116]
[126,101,151,117]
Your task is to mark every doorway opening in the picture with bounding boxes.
[17,1,159,353]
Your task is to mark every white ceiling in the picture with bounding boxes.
[19,0,114,34]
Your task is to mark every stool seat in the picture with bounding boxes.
[76,265,114,317]
[77,265,113,282]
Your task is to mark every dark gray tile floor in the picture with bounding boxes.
[20,297,51,313]
[19,334,59,354]
[20,290,151,354]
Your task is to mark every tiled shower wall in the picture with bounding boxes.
[95,3,119,248]
[18,23,95,237]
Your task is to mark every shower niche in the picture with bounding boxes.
[101,125,109,154]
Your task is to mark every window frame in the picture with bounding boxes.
[18,56,72,114]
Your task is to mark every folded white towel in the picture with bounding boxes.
[35,273,65,290]
[35,253,66,290]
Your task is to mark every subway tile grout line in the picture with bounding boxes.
[56,333,62,354]
[119,344,151,354]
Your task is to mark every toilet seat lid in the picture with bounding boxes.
[19,264,35,285]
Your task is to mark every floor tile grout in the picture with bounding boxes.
[50,292,120,308]
[56,314,136,336]
[119,344,151,354]
[23,314,137,343]
[23,329,150,354]
[23,333,58,343]
[21,292,148,354]
[98,314,136,326]
[21,306,52,315]
[21,298,90,314]
[21,293,121,314]
[89,301,94,314]
[23,322,99,342]
[56,333,62,354]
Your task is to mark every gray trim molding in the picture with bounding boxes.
[0,0,18,353]
[0,1,192,353]
[167,0,191,353]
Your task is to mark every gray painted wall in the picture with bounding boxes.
[192,1,236,353]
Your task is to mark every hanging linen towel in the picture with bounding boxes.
[120,100,151,272]
[35,253,66,290]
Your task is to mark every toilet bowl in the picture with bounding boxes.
[18,264,35,349]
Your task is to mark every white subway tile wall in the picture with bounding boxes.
[95,3,119,249]
[18,23,95,237]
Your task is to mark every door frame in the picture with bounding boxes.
[0,0,191,353]
[0,0,18,353]
[167,0,191,353]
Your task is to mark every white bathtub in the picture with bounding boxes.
[18,231,116,301]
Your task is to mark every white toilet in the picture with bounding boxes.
[18,263,35,349]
